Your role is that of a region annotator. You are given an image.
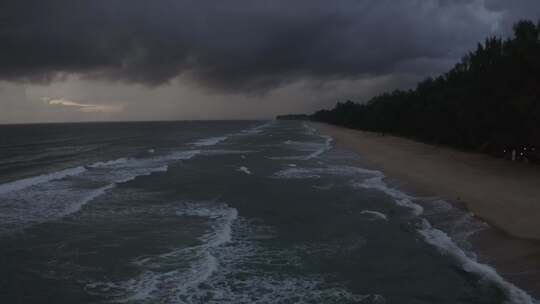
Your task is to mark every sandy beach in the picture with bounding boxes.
[311,122,540,240]
[312,122,540,296]
[312,122,540,294]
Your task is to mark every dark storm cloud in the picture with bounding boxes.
[0,0,539,92]
[484,0,540,30]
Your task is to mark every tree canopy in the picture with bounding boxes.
[308,20,540,161]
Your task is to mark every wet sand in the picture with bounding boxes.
[311,122,540,240]
[310,122,540,296]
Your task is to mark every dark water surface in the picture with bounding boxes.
[0,120,536,303]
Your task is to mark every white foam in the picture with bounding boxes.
[418,220,538,304]
[299,122,334,160]
[0,150,199,233]
[193,136,228,147]
[199,149,255,156]
[274,165,423,215]
[110,202,238,303]
[156,150,200,162]
[237,166,251,175]
[89,202,376,303]
[302,122,318,135]
[356,169,537,303]
[112,213,377,303]
[183,217,375,303]
[272,135,334,161]
[360,210,388,221]
[273,162,537,302]
[0,166,87,195]
[423,199,489,250]
[273,168,322,179]
[239,121,273,135]
[63,184,116,216]
[273,165,378,180]
[199,205,238,247]
[356,174,424,216]
[350,166,536,303]
[305,135,333,160]
[89,158,129,168]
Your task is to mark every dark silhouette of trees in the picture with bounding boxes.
[308,20,540,161]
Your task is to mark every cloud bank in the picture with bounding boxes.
[1,0,539,93]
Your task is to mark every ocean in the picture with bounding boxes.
[0,120,536,303]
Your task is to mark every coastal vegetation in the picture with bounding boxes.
[303,20,540,161]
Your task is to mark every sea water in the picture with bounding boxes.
[0,120,536,303]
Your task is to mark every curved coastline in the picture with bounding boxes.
[310,121,540,298]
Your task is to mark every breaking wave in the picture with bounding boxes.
[273,164,537,304]
[0,150,200,234]
[0,166,87,195]
[193,136,228,147]
[85,202,382,303]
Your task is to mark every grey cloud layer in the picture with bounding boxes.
[1,0,539,92]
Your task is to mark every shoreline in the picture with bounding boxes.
[311,122,540,240]
[310,122,540,297]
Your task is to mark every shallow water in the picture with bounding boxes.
[0,120,537,303]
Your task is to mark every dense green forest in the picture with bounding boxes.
[307,20,540,161]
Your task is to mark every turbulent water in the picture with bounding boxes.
[0,120,537,304]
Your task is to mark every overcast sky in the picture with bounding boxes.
[1,0,539,123]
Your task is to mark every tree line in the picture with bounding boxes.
[305,20,540,162]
